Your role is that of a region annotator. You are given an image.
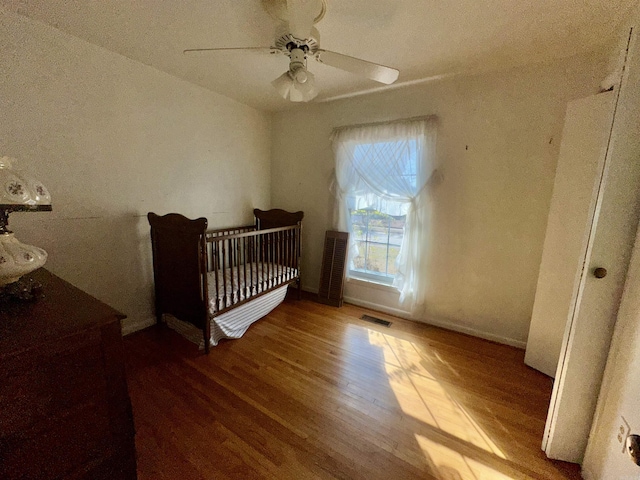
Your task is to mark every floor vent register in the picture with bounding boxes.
[360,314,392,327]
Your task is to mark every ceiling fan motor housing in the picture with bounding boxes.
[289,48,308,82]
[274,28,320,55]
[263,0,327,26]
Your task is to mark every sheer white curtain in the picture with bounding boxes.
[330,116,437,313]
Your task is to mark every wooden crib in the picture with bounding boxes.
[148,208,303,352]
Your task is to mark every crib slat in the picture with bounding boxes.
[242,236,246,299]
[287,231,292,280]
[287,229,291,280]
[260,234,265,292]
[231,237,237,306]
[275,231,280,283]
[235,236,241,305]
[265,232,269,289]
[247,236,250,294]
[292,228,296,275]
[268,232,272,291]
[270,232,274,288]
[278,230,283,283]
[250,236,255,296]
[222,239,229,309]
[214,241,220,311]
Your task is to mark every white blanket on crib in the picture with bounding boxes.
[166,284,289,348]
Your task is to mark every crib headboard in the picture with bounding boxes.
[147,212,209,330]
[254,208,304,230]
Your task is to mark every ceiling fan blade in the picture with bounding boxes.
[315,50,399,85]
[183,47,277,56]
[286,0,316,39]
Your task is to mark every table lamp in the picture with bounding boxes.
[0,156,51,293]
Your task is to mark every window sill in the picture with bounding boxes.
[347,276,399,293]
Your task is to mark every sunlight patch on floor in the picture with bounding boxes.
[415,435,516,480]
[367,329,506,459]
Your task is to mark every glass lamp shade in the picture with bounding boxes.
[0,156,51,206]
[0,156,51,287]
[272,71,293,99]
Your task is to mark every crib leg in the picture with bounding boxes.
[204,313,211,354]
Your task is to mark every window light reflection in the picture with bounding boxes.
[367,329,506,460]
[415,435,515,480]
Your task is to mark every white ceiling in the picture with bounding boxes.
[1,0,635,111]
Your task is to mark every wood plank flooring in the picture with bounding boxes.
[124,295,581,479]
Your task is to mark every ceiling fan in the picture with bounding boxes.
[183,0,400,102]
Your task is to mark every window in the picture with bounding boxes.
[349,192,409,284]
[343,136,420,284]
[331,117,437,310]
[346,139,419,283]
[350,206,406,283]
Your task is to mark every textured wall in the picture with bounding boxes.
[271,50,609,346]
[0,9,272,332]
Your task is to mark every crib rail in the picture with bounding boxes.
[207,225,255,237]
[204,224,301,315]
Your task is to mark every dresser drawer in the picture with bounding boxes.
[0,329,105,437]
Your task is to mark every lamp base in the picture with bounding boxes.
[0,232,48,286]
[0,276,44,303]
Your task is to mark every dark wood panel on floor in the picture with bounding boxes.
[124,295,581,480]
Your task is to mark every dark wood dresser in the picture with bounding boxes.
[0,269,137,479]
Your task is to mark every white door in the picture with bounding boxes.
[525,91,616,378]
[582,224,640,478]
[543,25,640,463]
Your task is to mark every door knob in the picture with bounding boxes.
[593,267,607,278]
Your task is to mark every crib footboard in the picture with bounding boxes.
[204,222,302,318]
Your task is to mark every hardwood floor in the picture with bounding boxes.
[124,295,581,480]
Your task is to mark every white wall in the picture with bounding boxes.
[271,51,609,347]
[0,9,272,332]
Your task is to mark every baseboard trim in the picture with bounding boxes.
[343,296,412,319]
[121,315,156,336]
[343,295,526,349]
[302,284,319,294]
[580,466,593,480]
[414,314,527,349]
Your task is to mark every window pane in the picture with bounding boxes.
[389,225,404,246]
[349,206,406,280]
[366,242,388,274]
[352,240,367,271]
[387,245,401,276]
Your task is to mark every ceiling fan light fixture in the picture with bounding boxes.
[272,46,317,102]
[292,69,317,101]
[293,67,308,83]
[271,68,317,102]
